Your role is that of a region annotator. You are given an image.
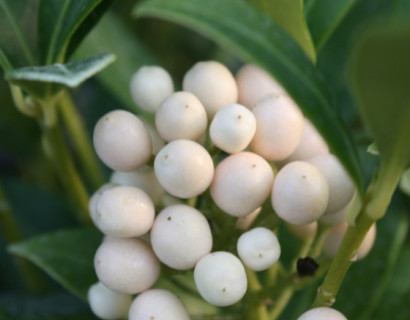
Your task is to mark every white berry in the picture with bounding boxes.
[141,119,165,155]
[298,307,347,320]
[88,282,132,320]
[151,204,212,270]
[237,227,281,271]
[287,222,318,240]
[110,166,165,205]
[130,66,174,113]
[93,185,155,237]
[210,103,256,153]
[128,289,189,320]
[236,207,262,230]
[154,139,214,198]
[194,252,247,306]
[308,153,355,215]
[89,183,117,222]
[235,64,286,109]
[211,152,274,217]
[93,110,152,171]
[250,94,304,161]
[94,238,160,294]
[155,91,207,142]
[183,61,238,118]
[272,161,329,225]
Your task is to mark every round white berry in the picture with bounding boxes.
[141,119,165,155]
[88,282,132,320]
[272,161,329,225]
[183,61,238,118]
[151,204,212,270]
[308,153,355,215]
[155,91,207,142]
[89,183,117,222]
[94,238,160,294]
[93,110,152,171]
[130,66,174,113]
[110,166,165,205]
[237,227,281,271]
[210,103,256,153]
[323,222,376,260]
[128,289,189,320]
[297,307,347,320]
[250,94,304,161]
[194,252,247,306]
[93,185,155,237]
[287,222,318,240]
[278,118,329,165]
[235,64,286,109]
[211,152,274,217]
[154,140,214,198]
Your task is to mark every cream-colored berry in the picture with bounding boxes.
[211,152,274,217]
[210,103,256,153]
[88,282,132,320]
[155,91,207,142]
[94,238,160,294]
[183,61,238,118]
[128,289,190,320]
[272,161,329,225]
[154,140,214,198]
[237,227,281,271]
[93,110,152,171]
[110,166,165,205]
[298,307,347,320]
[236,207,262,230]
[94,185,155,237]
[287,222,318,240]
[236,64,286,109]
[141,119,165,155]
[151,204,212,270]
[89,183,117,222]
[250,94,304,161]
[130,66,174,113]
[308,153,355,215]
[194,252,247,306]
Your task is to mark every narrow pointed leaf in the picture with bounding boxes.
[5,53,116,98]
[305,0,357,50]
[8,228,102,301]
[134,0,363,191]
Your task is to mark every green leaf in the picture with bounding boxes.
[38,0,113,65]
[74,12,157,112]
[351,22,410,174]
[5,53,116,98]
[0,0,38,69]
[305,0,358,50]
[399,168,410,196]
[134,0,363,192]
[248,0,316,62]
[8,228,102,300]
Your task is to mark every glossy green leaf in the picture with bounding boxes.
[5,53,116,98]
[399,168,410,196]
[248,0,316,62]
[8,228,102,300]
[0,0,38,70]
[134,0,363,191]
[74,12,157,112]
[305,0,358,50]
[38,0,113,65]
[351,23,410,174]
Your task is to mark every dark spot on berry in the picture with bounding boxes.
[105,117,109,121]
[302,175,306,179]
[164,154,169,159]
[167,216,172,221]
[258,253,263,258]
[237,114,242,120]
[185,104,189,109]
[252,164,256,168]
[297,257,319,277]
[222,288,226,293]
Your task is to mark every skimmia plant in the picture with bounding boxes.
[0,0,409,319]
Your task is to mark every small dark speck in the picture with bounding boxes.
[97,260,101,265]
[164,154,169,159]
[167,216,172,221]
[252,164,256,168]
[185,104,189,109]
[258,253,263,258]
[237,115,242,120]
[222,288,226,293]
[105,117,110,121]
[302,175,306,179]
[150,317,155,320]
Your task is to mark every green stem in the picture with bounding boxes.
[58,91,105,189]
[312,212,374,307]
[0,182,44,292]
[245,269,269,320]
[39,98,91,224]
[308,224,331,259]
[269,287,294,320]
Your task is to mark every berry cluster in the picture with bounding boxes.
[88,61,376,319]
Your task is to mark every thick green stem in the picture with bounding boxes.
[245,268,269,320]
[40,98,91,224]
[312,212,373,307]
[58,92,105,189]
[269,287,294,320]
